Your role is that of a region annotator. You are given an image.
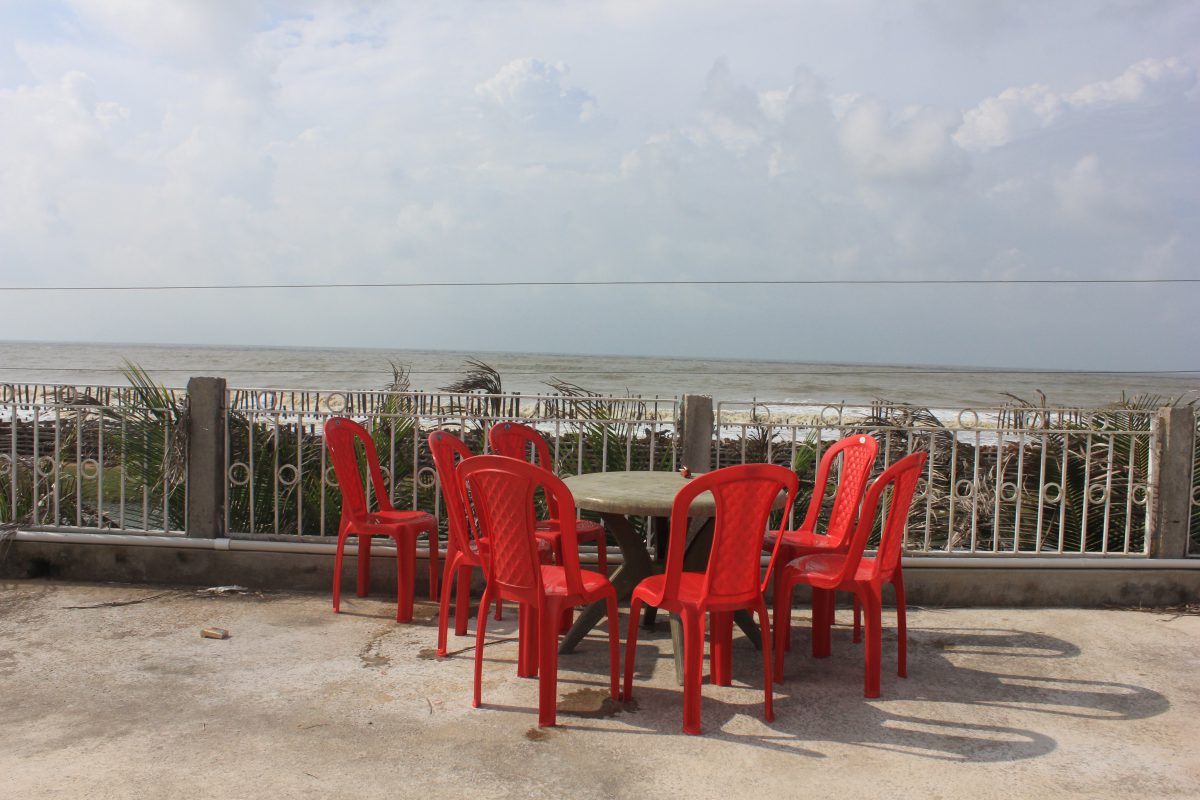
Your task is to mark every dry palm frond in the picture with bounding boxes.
[439,359,503,395]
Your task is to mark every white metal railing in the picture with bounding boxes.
[223,388,679,537]
[0,383,186,532]
[715,400,1155,557]
[1191,408,1200,555]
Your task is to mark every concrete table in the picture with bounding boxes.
[560,471,762,682]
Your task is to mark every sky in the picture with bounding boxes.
[0,1,1197,371]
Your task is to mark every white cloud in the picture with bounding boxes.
[1052,153,1147,226]
[64,0,263,63]
[954,84,1063,152]
[956,57,1197,151]
[838,98,964,180]
[475,58,597,125]
[1068,57,1194,108]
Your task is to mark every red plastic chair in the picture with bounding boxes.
[622,463,798,735]
[488,422,609,574]
[325,417,438,623]
[428,430,552,657]
[764,434,878,651]
[429,430,487,656]
[772,451,927,697]
[458,454,620,727]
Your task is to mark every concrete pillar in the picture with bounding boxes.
[1149,406,1195,558]
[186,377,227,539]
[680,394,714,474]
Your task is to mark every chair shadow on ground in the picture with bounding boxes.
[542,616,1170,763]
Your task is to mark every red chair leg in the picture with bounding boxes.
[596,537,608,574]
[473,586,493,708]
[812,588,833,658]
[605,592,620,701]
[682,608,704,735]
[538,600,561,727]
[861,585,883,698]
[357,535,372,597]
[622,598,644,702]
[894,571,908,678]
[518,604,539,678]
[756,599,774,722]
[427,529,439,601]
[772,576,790,683]
[396,536,415,623]
[710,611,733,686]
[436,553,459,656]
[332,534,347,614]
[454,565,472,636]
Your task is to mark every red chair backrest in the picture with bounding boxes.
[457,455,585,603]
[798,434,878,545]
[488,422,563,517]
[428,430,477,557]
[324,417,395,526]
[660,463,798,607]
[840,452,928,584]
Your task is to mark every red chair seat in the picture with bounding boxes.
[540,565,613,598]
[763,527,835,551]
[786,553,886,585]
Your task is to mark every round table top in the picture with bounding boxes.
[563,471,716,517]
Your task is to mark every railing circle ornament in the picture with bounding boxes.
[256,391,276,410]
[954,479,974,498]
[820,405,842,426]
[35,456,56,477]
[326,393,347,414]
[957,409,980,428]
[999,482,1019,502]
[914,478,929,499]
[1088,483,1109,504]
[1041,482,1062,504]
[1131,485,1149,506]
[0,384,12,403]
[278,464,299,487]
[324,467,338,487]
[56,386,77,405]
[79,459,100,480]
[229,462,251,486]
[1192,485,1200,505]
[0,454,11,475]
[415,467,438,490]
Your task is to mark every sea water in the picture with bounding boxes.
[0,339,1195,409]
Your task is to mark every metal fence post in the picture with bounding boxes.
[1149,406,1194,558]
[680,395,714,473]
[186,377,227,539]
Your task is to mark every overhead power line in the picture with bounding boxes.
[0,366,1196,376]
[0,277,1196,291]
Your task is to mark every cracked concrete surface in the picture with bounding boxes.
[1,579,1198,799]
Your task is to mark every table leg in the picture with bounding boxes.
[559,512,655,654]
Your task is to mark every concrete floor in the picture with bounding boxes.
[2,579,1198,799]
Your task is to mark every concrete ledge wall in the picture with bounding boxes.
[3,535,1199,607]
